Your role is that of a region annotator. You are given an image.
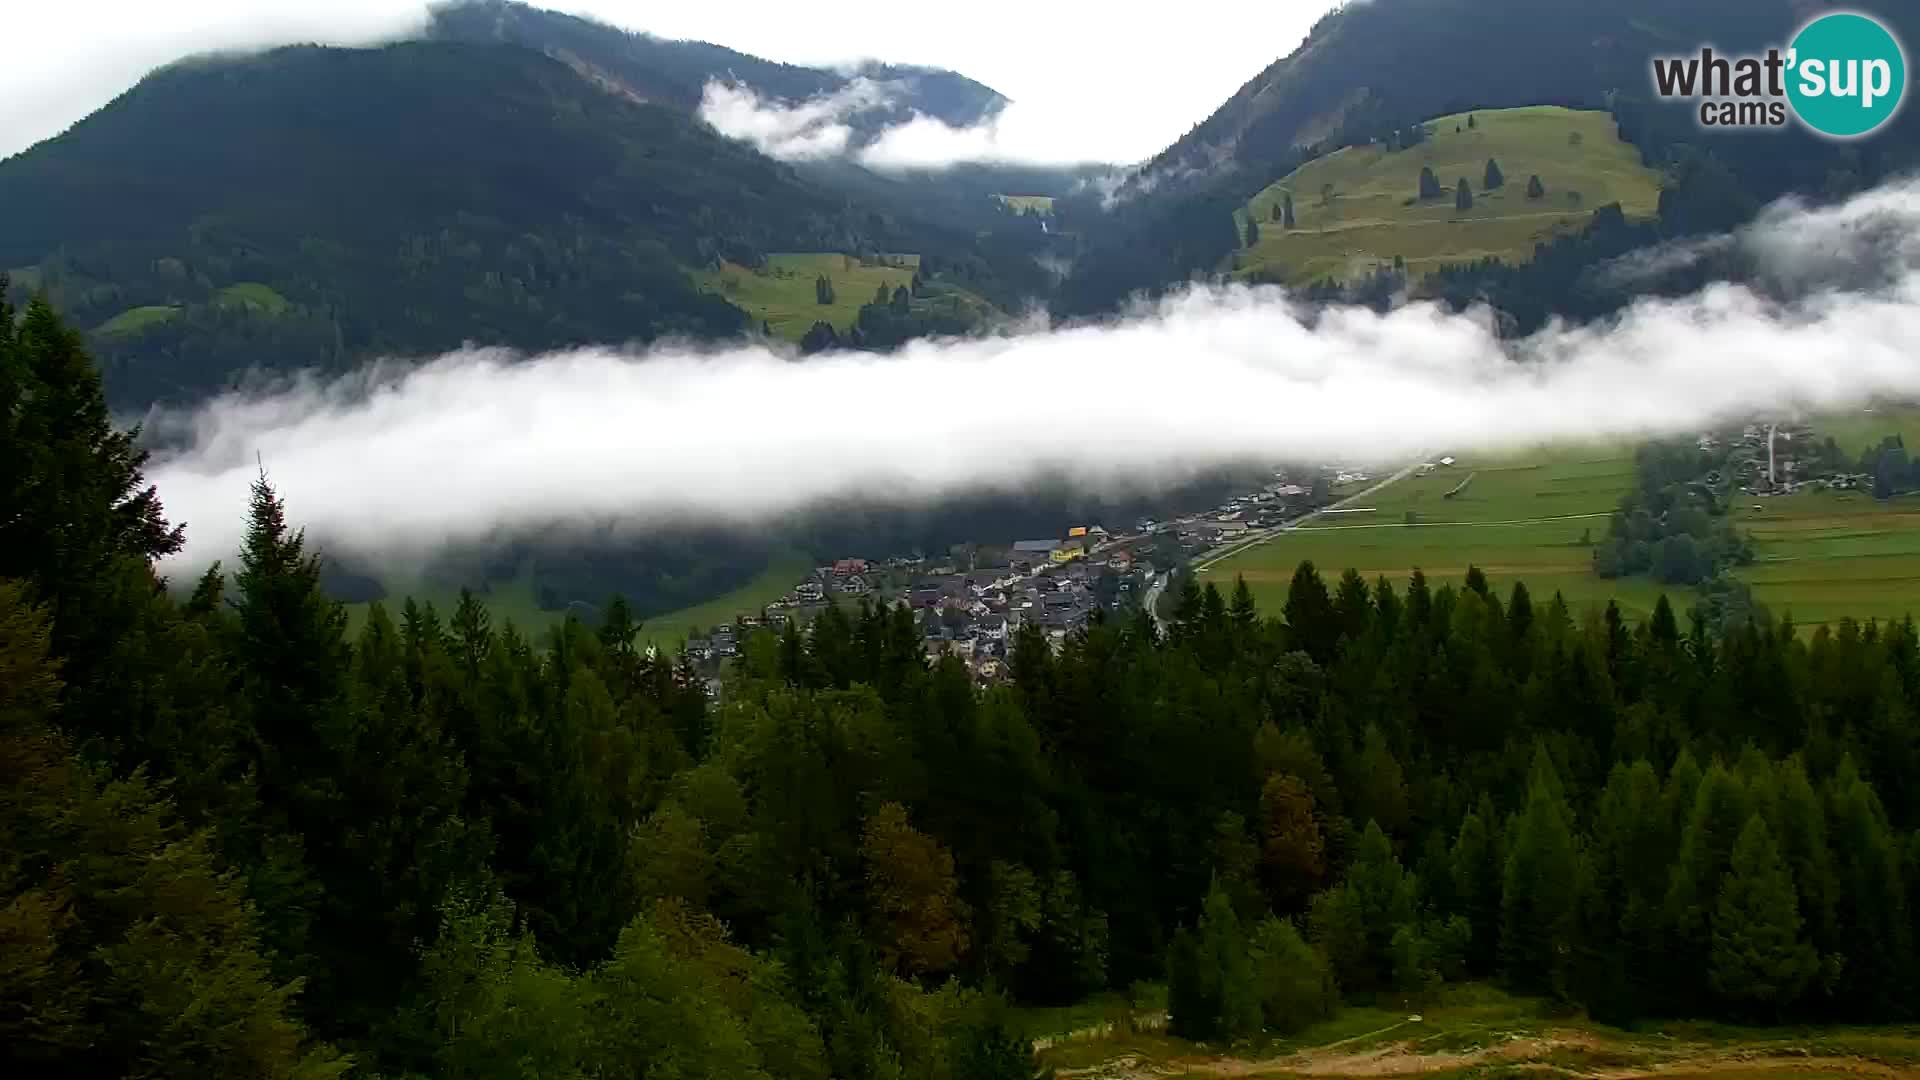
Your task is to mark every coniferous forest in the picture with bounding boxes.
[11,293,1920,1077]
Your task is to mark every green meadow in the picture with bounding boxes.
[95,304,180,336]
[694,252,919,341]
[1204,445,1669,620]
[1237,105,1662,284]
[996,194,1055,214]
[1209,410,1920,631]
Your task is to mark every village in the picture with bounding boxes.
[676,464,1352,686]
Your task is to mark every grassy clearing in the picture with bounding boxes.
[340,554,813,650]
[636,552,813,650]
[1032,983,1920,1079]
[1238,106,1662,284]
[216,281,290,314]
[1732,490,1920,629]
[997,194,1055,214]
[1810,406,1920,458]
[95,304,180,336]
[694,252,919,341]
[1206,444,1673,621]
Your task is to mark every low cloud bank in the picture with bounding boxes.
[148,179,1920,571]
[697,77,1119,170]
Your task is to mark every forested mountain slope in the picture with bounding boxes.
[0,40,965,407]
[1056,0,1920,317]
[425,0,1009,137]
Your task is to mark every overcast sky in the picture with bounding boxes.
[0,0,1339,163]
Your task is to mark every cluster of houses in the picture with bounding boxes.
[674,464,1362,688]
[680,525,1160,684]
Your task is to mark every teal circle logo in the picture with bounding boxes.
[1787,12,1907,138]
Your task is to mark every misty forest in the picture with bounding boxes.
[12,0,1920,1077]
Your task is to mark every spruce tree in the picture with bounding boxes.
[1455,178,1474,211]
[1501,753,1579,995]
[1243,215,1260,247]
[1167,881,1260,1041]
[1484,158,1505,190]
[1710,815,1817,1016]
[1526,175,1546,199]
[1418,167,1443,201]
[1282,192,1296,227]
[1450,798,1502,975]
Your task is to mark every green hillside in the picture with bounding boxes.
[697,253,920,340]
[1236,106,1661,284]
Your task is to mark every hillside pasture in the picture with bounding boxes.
[695,252,919,341]
[1238,105,1662,284]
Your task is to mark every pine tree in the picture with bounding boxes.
[1468,113,1478,129]
[1250,916,1337,1033]
[1710,815,1817,1016]
[1418,167,1443,201]
[873,283,891,306]
[1284,561,1338,663]
[1309,821,1417,995]
[1526,175,1546,199]
[1484,158,1505,190]
[1282,192,1296,227]
[1450,798,1503,976]
[1270,202,1282,223]
[1229,575,1259,636]
[814,275,835,305]
[0,582,344,1078]
[1259,773,1325,911]
[1167,881,1261,1041]
[1455,178,1474,212]
[1501,752,1579,996]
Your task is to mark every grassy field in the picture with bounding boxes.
[339,554,812,650]
[1028,982,1920,1079]
[1732,490,1920,629]
[694,253,919,341]
[1237,106,1663,284]
[635,553,811,650]
[997,194,1055,214]
[95,304,180,336]
[1811,407,1920,458]
[342,569,556,639]
[1204,444,1674,621]
[216,282,290,314]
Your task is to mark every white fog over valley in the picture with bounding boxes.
[147,177,1920,572]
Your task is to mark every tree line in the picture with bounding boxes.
[10,296,1920,1078]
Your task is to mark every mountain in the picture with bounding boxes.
[1056,0,1920,316]
[424,0,1009,142]
[0,16,1052,410]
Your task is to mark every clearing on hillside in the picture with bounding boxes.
[695,252,920,341]
[215,282,291,314]
[1237,105,1661,285]
[94,304,180,336]
[997,194,1056,214]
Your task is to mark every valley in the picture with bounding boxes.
[10,2,1920,1078]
